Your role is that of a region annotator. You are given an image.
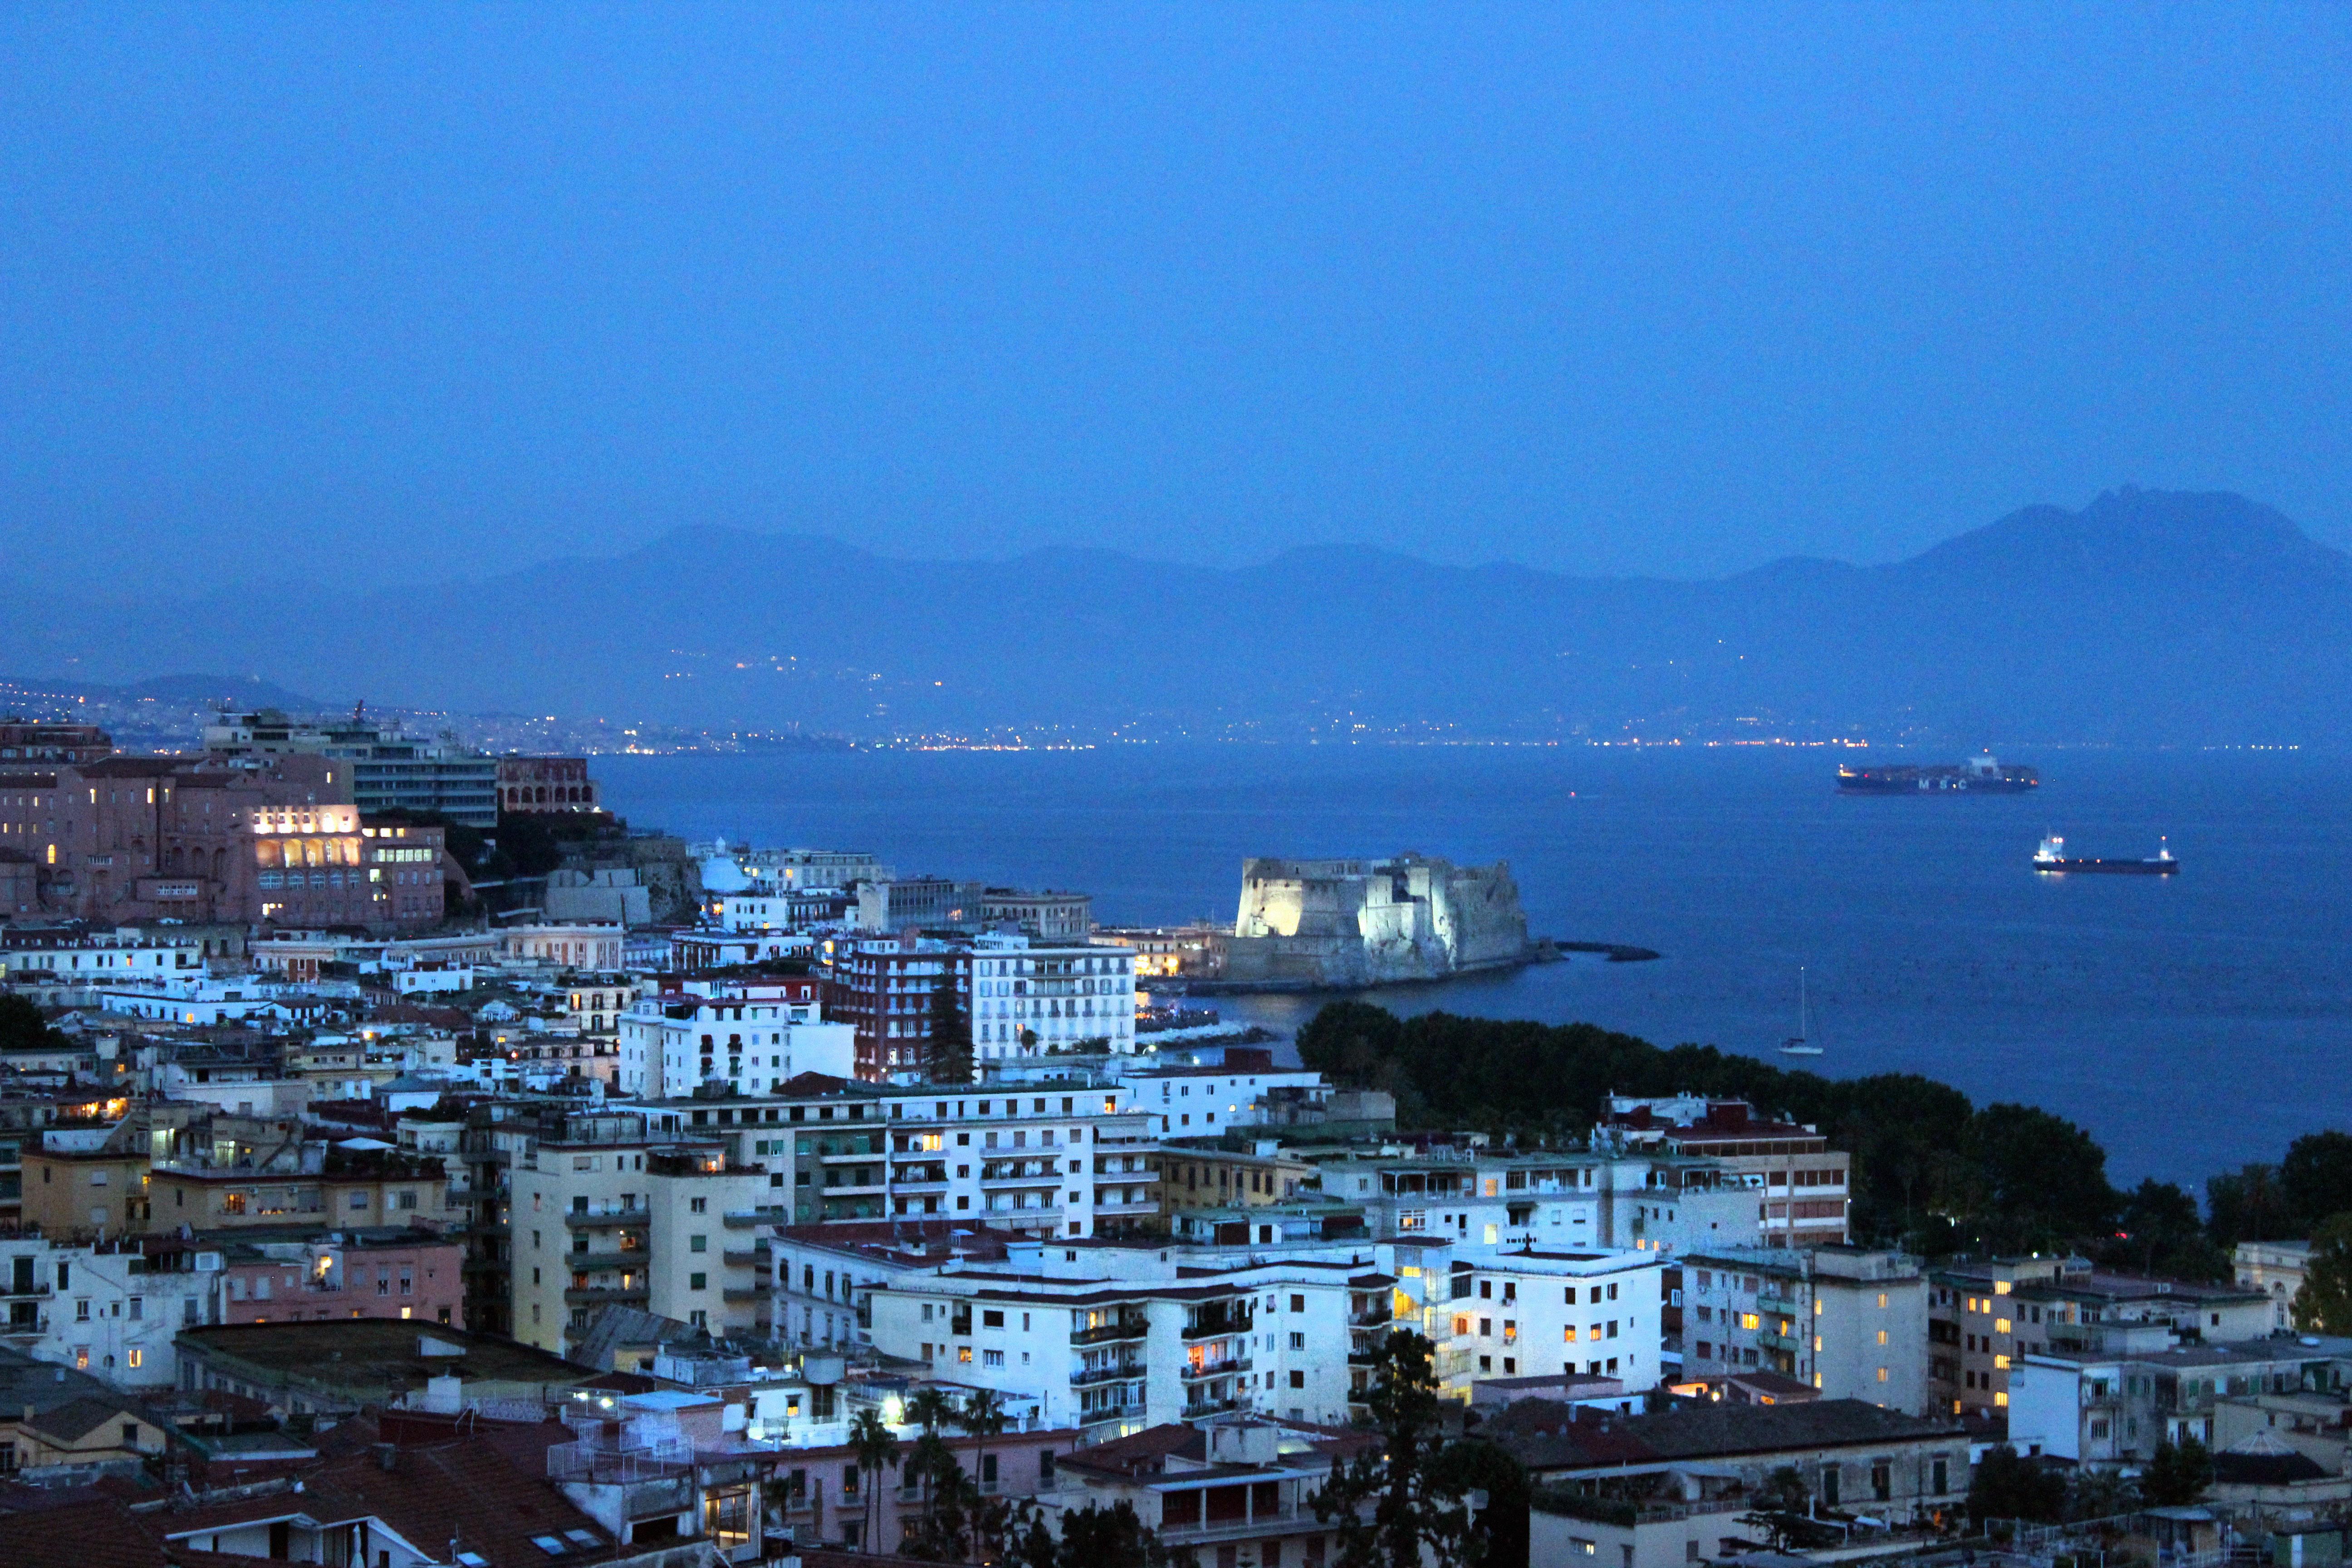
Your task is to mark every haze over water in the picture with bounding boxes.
[603,745,2352,1192]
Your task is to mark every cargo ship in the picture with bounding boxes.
[2033,834,2178,875]
[1838,753,2038,794]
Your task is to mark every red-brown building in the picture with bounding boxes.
[0,720,113,764]
[0,755,451,932]
[217,1228,465,1327]
[497,755,599,814]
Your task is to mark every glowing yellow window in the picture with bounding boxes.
[1877,1367,1888,1382]
[1995,1391,2009,1407]
[1877,1293,1887,1308]
[1995,1318,2012,1335]
[1740,1313,1760,1331]
[1995,1354,2011,1370]
[1994,1281,2012,1295]
[1814,1336,1823,1352]
[1877,1329,1888,1345]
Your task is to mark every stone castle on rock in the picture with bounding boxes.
[1220,852,1531,987]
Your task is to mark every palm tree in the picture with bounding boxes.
[848,1405,901,1553]
[959,1388,1010,1558]
[900,1388,957,1540]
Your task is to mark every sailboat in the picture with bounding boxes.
[1779,967,1824,1056]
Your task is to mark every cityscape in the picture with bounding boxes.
[5,9,2352,1568]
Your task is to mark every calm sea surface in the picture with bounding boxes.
[599,745,2352,1191]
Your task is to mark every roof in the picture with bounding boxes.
[24,1396,147,1445]
[0,1497,168,1568]
[175,1322,588,1402]
[1486,1397,1963,1473]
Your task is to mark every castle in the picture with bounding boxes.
[1219,852,1531,987]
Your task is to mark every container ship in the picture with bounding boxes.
[2033,834,2178,875]
[1837,753,2039,794]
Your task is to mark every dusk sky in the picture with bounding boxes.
[4,5,2349,586]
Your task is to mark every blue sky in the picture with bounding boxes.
[3,4,2348,583]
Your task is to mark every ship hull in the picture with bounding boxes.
[2034,859,2177,875]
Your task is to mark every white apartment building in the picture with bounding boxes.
[0,1235,222,1387]
[508,1139,782,1355]
[0,934,210,1006]
[2236,1240,2313,1331]
[967,933,1137,1057]
[1309,1149,1768,1256]
[859,1240,1396,1440]
[1683,1247,1932,1415]
[616,987,852,1098]
[1437,1248,1665,1399]
[659,1078,1159,1240]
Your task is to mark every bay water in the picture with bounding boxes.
[598,744,2352,1191]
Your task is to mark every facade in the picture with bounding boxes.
[1044,1417,1372,1568]
[1439,1249,1666,1399]
[853,875,982,933]
[979,887,1094,939]
[204,710,500,827]
[497,755,600,814]
[1603,1095,1852,1247]
[1928,1256,2274,1421]
[0,720,112,764]
[1308,1147,1763,1256]
[216,1230,464,1328]
[0,1235,224,1387]
[0,755,447,931]
[965,932,1138,1058]
[2009,1338,2352,1464]
[615,978,839,1098]
[508,1135,778,1353]
[2237,1240,2313,1330]
[1682,1247,1931,1415]
[1157,1144,1316,1217]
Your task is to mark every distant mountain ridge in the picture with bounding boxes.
[6,488,2347,745]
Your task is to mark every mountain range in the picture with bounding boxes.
[9,487,2349,746]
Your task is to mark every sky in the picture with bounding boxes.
[3,4,2350,587]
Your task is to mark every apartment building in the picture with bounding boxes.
[1603,1095,1852,1246]
[615,979,851,1098]
[508,1135,779,1354]
[1439,1249,1666,1399]
[966,933,1137,1058]
[1045,1416,1373,1568]
[0,933,209,1005]
[1156,1143,1314,1220]
[2009,1338,2352,1464]
[826,933,969,1079]
[0,1234,222,1387]
[1308,1147,1763,1256]
[1683,1247,1931,1415]
[215,1228,464,1328]
[862,1240,1392,1439]
[1928,1256,2273,1421]
[978,887,1093,939]
[1124,1061,1335,1136]
[204,710,500,827]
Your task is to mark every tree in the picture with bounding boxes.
[928,970,973,1084]
[1311,1332,1500,1568]
[2063,1464,2139,1521]
[2206,1163,2289,1247]
[898,1432,978,1562]
[1958,1104,2119,1250]
[848,1405,901,1552]
[1968,1445,2067,1526]
[2100,1179,2227,1281]
[1008,1501,1175,1568]
[0,994,65,1054]
[959,1388,1011,1559]
[2141,1438,2213,1508]
[2291,1214,2352,1334]
[2280,1131,2352,1235]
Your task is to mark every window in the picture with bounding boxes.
[690,1196,708,1214]
[689,1235,708,1253]
[689,1272,708,1290]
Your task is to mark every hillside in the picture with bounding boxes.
[7,488,2347,745]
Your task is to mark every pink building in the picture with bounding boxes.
[218,1229,464,1327]
[498,756,600,814]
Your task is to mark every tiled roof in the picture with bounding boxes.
[1488,1396,1961,1472]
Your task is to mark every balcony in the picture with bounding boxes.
[564,1207,651,1229]
[981,1169,1062,1188]
[564,1285,649,1306]
[1757,1328,1803,1353]
[1162,1506,1303,1545]
[0,1283,51,1301]
[1181,1394,1245,1419]
[571,1251,643,1273]
[1183,1309,1251,1342]
[1351,1306,1392,1328]
[722,1248,767,1269]
[1072,1321,1147,1347]
[722,1284,771,1304]
[1181,1357,1252,1381]
[1071,1363,1146,1387]
[0,1314,46,1338]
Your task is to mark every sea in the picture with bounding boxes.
[597,744,2352,1193]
